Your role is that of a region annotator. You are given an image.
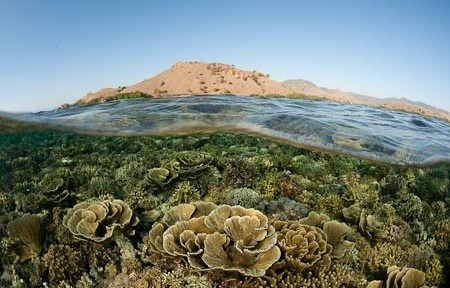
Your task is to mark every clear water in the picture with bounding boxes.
[1,95,449,166]
[1,95,450,287]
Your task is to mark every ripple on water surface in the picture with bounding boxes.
[1,95,449,166]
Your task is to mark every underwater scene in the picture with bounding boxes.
[0,96,450,288]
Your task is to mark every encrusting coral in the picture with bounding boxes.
[7,213,44,262]
[144,202,281,277]
[63,199,139,242]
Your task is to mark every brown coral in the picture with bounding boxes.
[299,211,355,258]
[272,220,332,272]
[367,266,426,288]
[7,214,44,261]
[163,151,213,180]
[323,220,355,258]
[144,202,217,256]
[386,266,425,288]
[63,199,139,242]
[201,205,280,276]
[144,202,280,277]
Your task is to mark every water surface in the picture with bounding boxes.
[2,95,449,166]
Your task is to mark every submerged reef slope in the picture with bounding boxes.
[0,131,449,287]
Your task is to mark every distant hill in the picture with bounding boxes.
[282,79,450,121]
[76,61,450,122]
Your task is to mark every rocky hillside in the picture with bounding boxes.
[77,61,449,122]
[79,62,294,103]
[283,79,450,121]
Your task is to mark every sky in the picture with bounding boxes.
[0,0,449,112]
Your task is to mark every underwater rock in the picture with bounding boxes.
[63,199,139,242]
[145,202,280,277]
[6,214,44,262]
[257,196,309,221]
[225,187,261,208]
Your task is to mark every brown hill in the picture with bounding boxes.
[79,62,294,103]
[283,79,450,122]
[77,61,449,122]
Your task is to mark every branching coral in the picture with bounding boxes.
[259,262,366,288]
[43,244,88,285]
[170,181,201,205]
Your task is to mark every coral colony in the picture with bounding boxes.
[0,132,448,287]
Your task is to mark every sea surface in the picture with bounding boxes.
[0,95,449,287]
[1,95,450,166]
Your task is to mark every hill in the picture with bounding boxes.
[77,61,450,122]
[282,79,450,121]
[79,62,295,103]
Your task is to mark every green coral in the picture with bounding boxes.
[225,187,261,208]
[170,181,201,205]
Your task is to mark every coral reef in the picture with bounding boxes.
[0,131,448,287]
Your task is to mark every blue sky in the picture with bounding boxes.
[0,0,449,112]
